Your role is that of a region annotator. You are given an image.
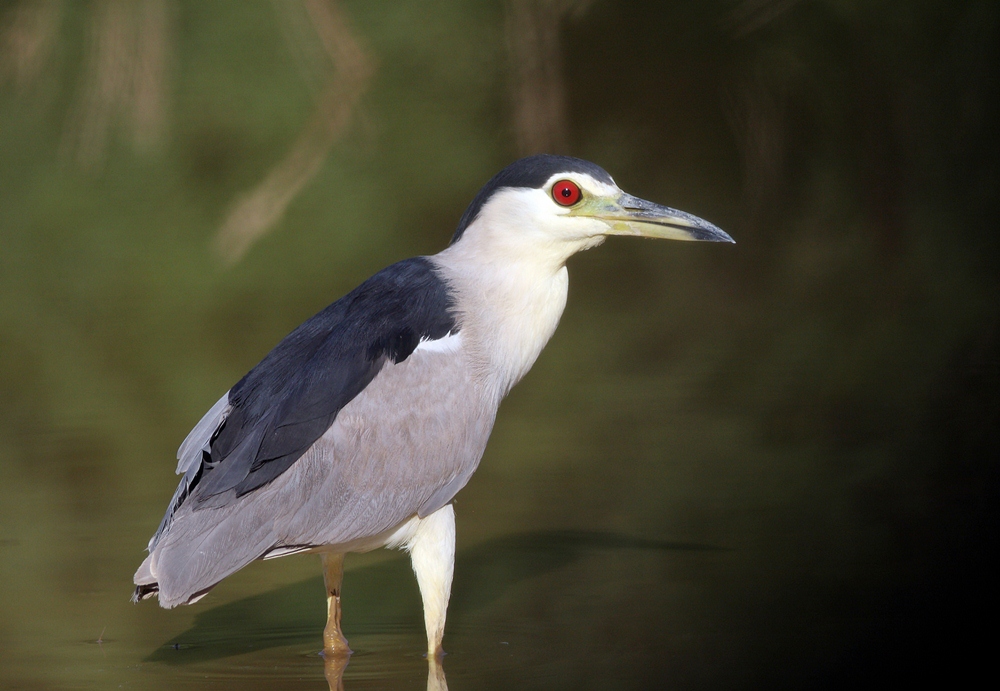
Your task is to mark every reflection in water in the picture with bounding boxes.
[427,657,448,691]
[147,530,717,687]
[322,653,348,691]
[322,651,448,691]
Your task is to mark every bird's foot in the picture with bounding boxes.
[322,625,353,658]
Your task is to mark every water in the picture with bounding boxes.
[1,1,996,689]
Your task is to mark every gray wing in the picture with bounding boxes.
[139,257,458,558]
[143,394,231,551]
[191,257,458,503]
[177,393,230,475]
[136,340,495,607]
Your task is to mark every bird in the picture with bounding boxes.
[133,154,733,659]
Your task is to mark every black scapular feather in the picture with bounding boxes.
[189,256,458,503]
[178,156,609,507]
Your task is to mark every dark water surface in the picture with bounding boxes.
[1,1,997,689]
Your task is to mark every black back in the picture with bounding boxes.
[189,256,458,502]
[451,154,615,244]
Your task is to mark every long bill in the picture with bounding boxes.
[593,192,735,243]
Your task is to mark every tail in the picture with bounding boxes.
[132,582,159,603]
[132,545,223,607]
[132,552,160,603]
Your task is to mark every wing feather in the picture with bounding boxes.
[146,257,458,549]
[142,341,494,606]
[175,393,229,474]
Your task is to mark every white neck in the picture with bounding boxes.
[430,198,601,403]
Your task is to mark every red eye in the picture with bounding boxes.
[551,179,582,206]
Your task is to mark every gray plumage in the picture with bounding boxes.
[136,318,489,607]
[133,154,733,657]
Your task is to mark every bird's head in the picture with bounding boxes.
[450,154,733,264]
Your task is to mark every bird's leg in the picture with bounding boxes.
[408,503,456,659]
[320,552,352,656]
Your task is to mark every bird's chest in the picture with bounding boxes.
[464,265,570,397]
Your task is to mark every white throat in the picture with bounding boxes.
[431,218,592,402]
[429,184,615,401]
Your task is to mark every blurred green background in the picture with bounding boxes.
[0,1,997,689]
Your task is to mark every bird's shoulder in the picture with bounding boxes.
[191,256,460,500]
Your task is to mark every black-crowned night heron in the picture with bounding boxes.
[133,154,733,659]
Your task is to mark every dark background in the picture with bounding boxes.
[1,1,997,688]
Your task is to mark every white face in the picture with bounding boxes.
[469,172,624,250]
[455,169,732,268]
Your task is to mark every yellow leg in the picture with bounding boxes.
[320,552,352,656]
